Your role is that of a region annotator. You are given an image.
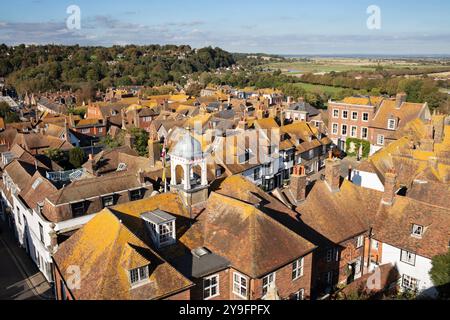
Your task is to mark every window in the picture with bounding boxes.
[292,258,304,280]
[203,275,220,300]
[333,109,339,118]
[130,189,142,201]
[325,271,333,285]
[291,289,305,300]
[352,112,358,120]
[332,123,338,135]
[262,273,276,296]
[351,126,357,138]
[388,119,396,130]
[98,128,103,133]
[326,249,333,262]
[356,236,364,248]
[361,127,368,139]
[341,124,348,136]
[362,113,369,122]
[233,272,248,299]
[400,250,416,266]
[402,275,419,291]
[102,195,114,208]
[39,223,44,244]
[159,221,174,245]
[377,135,385,146]
[71,202,85,217]
[412,224,424,238]
[129,266,149,286]
[254,168,261,180]
[372,239,379,249]
[342,111,348,119]
[334,248,340,262]
[143,116,152,122]
[81,128,90,134]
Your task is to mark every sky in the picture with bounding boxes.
[1,0,450,55]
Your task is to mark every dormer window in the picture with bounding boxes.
[129,265,149,286]
[102,195,115,208]
[141,210,176,248]
[388,119,396,130]
[411,224,424,238]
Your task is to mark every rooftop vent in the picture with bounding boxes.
[192,247,210,258]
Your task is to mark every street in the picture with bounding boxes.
[0,222,53,300]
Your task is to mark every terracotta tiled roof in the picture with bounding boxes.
[297,180,380,244]
[204,192,315,278]
[53,210,193,300]
[371,196,450,258]
[371,100,427,129]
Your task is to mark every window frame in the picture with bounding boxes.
[400,250,416,266]
[362,112,369,122]
[203,274,220,300]
[377,134,385,146]
[102,195,115,208]
[332,123,339,135]
[71,201,85,217]
[356,235,364,249]
[351,111,358,121]
[332,109,339,119]
[387,119,396,130]
[129,266,149,286]
[159,221,174,246]
[342,110,349,119]
[411,224,424,238]
[129,189,142,201]
[361,127,368,139]
[233,272,248,299]
[402,274,419,291]
[341,124,348,136]
[292,258,304,280]
[291,289,305,300]
[262,272,276,297]
[350,126,358,138]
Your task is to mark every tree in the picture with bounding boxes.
[44,148,65,164]
[101,134,123,150]
[0,101,20,123]
[430,250,450,299]
[69,147,85,169]
[130,128,149,157]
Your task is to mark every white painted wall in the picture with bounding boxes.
[380,242,438,298]
[351,170,384,192]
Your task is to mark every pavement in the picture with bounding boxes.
[0,220,54,300]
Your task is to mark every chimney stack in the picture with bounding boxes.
[433,116,445,144]
[395,92,407,110]
[325,151,341,193]
[382,169,397,206]
[290,165,307,204]
[124,133,135,149]
[148,135,160,167]
[420,120,435,152]
[85,154,97,176]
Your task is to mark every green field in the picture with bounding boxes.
[293,82,346,95]
[265,58,449,75]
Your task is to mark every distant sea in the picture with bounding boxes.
[281,54,450,59]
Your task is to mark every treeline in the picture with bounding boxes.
[0,44,236,95]
[299,72,448,109]
[194,69,448,110]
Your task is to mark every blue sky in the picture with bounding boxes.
[1,0,450,54]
